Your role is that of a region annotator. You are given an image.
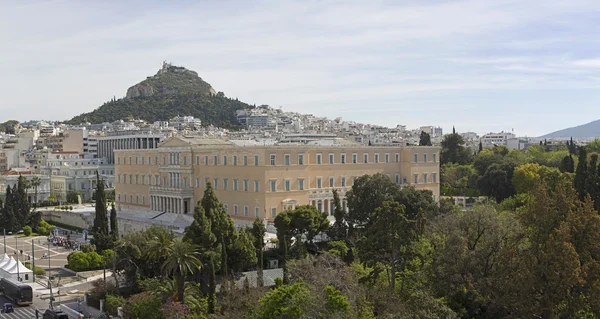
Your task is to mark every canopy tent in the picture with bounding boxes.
[0,257,16,279]
[0,254,10,268]
[2,258,33,283]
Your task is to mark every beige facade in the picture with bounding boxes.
[115,137,440,226]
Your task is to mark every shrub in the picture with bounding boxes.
[123,292,164,319]
[160,297,191,319]
[24,262,45,276]
[67,252,90,272]
[38,227,47,236]
[106,294,126,316]
[23,226,32,236]
[81,244,94,253]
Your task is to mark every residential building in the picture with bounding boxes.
[114,136,440,227]
[0,170,51,203]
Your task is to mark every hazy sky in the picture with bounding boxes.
[2,0,600,137]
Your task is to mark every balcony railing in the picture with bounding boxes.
[149,186,194,196]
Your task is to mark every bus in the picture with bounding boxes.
[0,278,33,306]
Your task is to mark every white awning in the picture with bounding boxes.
[5,259,32,275]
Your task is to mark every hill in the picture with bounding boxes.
[66,62,250,128]
[539,119,600,139]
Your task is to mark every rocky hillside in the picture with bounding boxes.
[67,63,251,128]
[126,62,216,98]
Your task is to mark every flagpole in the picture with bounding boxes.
[3,229,5,254]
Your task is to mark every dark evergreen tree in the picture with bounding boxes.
[184,199,217,295]
[589,154,600,210]
[568,137,576,154]
[251,218,266,287]
[200,183,235,276]
[419,131,432,146]
[478,140,483,153]
[574,147,588,201]
[559,155,575,173]
[91,172,111,252]
[452,126,456,134]
[109,203,118,240]
[0,186,18,232]
[15,176,32,228]
[327,189,348,241]
[441,131,471,165]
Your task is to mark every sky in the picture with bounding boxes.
[2,0,600,137]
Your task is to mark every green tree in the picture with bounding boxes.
[587,153,600,208]
[419,131,432,146]
[427,203,523,317]
[477,163,515,202]
[574,147,588,200]
[357,201,418,292]
[251,218,266,287]
[328,189,348,241]
[23,225,32,236]
[30,176,41,207]
[440,130,471,165]
[229,228,258,272]
[109,203,118,240]
[346,173,400,232]
[184,199,217,297]
[200,182,235,277]
[559,154,575,173]
[274,205,329,258]
[499,183,600,318]
[92,172,112,252]
[0,186,18,232]
[162,239,203,303]
[250,282,311,319]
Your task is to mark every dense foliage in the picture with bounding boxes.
[94,134,600,318]
[0,175,40,232]
[67,93,249,128]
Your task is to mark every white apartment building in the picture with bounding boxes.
[481,132,517,146]
[0,170,51,203]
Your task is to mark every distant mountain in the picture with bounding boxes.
[539,119,600,139]
[66,62,250,128]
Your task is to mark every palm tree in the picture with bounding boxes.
[30,176,41,207]
[147,231,173,260]
[162,240,203,303]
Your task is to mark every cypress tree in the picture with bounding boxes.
[574,147,588,201]
[109,203,118,240]
[251,218,266,287]
[478,140,483,153]
[452,126,456,134]
[92,172,111,252]
[328,189,347,241]
[587,154,599,203]
[200,183,235,276]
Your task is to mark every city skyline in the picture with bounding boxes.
[2,0,600,137]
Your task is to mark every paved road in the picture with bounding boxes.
[0,295,39,318]
[0,233,83,270]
